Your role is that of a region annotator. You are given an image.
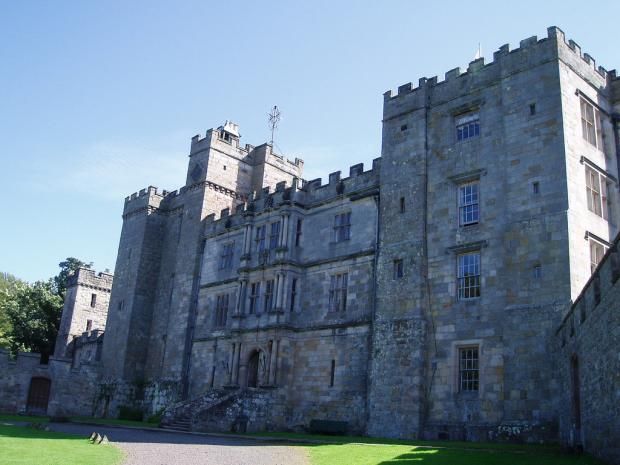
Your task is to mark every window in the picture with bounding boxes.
[329,273,348,312]
[118,300,124,312]
[86,320,92,331]
[90,293,97,308]
[459,347,479,392]
[264,280,274,313]
[290,278,297,312]
[590,239,607,273]
[219,242,234,270]
[215,294,229,328]
[457,252,481,299]
[295,219,303,246]
[529,103,536,115]
[249,282,261,314]
[456,112,480,141]
[393,259,404,279]
[585,166,609,220]
[400,124,408,131]
[334,212,351,242]
[329,359,336,387]
[458,182,479,226]
[399,197,406,213]
[269,222,280,249]
[533,264,542,279]
[580,98,604,149]
[255,225,266,252]
[532,182,540,194]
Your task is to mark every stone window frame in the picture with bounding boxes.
[90,293,97,308]
[295,218,303,247]
[248,282,261,314]
[328,272,348,312]
[219,241,235,270]
[289,278,298,312]
[263,279,275,313]
[448,169,486,228]
[457,252,481,300]
[451,339,484,397]
[393,259,404,279]
[334,212,351,243]
[586,232,609,274]
[579,95,604,151]
[255,225,267,253]
[455,111,480,142]
[458,181,480,226]
[581,157,616,221]
[269,221,280,250]
[214,293,229,328]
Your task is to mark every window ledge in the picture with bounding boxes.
[446,240,488,254]
[448,169,487,184]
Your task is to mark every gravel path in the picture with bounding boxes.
[49,423,309,465]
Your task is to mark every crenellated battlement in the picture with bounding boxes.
[203,157,381,235]
[67,267,113,290]
[384,26,616,119]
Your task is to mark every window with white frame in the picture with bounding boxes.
[215,294,229,328]
[585,166,610,220]
[580,98,604,150]
[248,282,260,314]
[329,273,348,312]
[457,252,481,299]
[219,242,234,270]
[458,181,479,226]
[255,225,266,252]
[459,347,479,392]
[590,239,607,273]
[334,212,351,242]
[264,279,274,312]
[456,112,480,142]
[269,221,280,249]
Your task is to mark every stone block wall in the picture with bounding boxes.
[556,236,620,464]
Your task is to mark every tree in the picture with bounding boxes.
[54,257,90,298]
[2,280,63,361]
[0,272,22,349]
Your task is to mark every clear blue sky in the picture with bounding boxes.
[1,1,618,282]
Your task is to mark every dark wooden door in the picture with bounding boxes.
[26,377,51,415]
[247,352,259,388]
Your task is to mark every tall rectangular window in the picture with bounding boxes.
[264,280,274,312]
[334,212,351,242]
[86,319,93,331]
[295,219,303,246]
[459,347,479,391]
[399,197,406,213]
[269,221,280,249]
[458,182,479,226]
[255,225,266,252]
[219,242,235,270]
[580,98,604,149]
[457,252,481,299]
[393,259,404,279]
[329,273,348,312]
[90,293,97,308]
[215,294,229,328]
[249,282,261,314]
[456,112,480,141]
[290,278,297,312]
[585,166,609,220]
[590,239,607,273]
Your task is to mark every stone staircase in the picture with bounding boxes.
[160,388,240,432]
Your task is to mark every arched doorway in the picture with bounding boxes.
[247,351,260,388]
[26,377,51,415]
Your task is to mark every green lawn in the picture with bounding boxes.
[306,443,602,465]
[245,432,603,465]
[0,424,123,465]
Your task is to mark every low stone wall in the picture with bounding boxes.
[0,349,100,417]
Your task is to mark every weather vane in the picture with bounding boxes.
[268,105,281,147]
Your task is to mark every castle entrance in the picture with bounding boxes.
[247,350,260,388]
[26,377,51,415]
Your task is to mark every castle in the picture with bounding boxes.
[1,26,619,463]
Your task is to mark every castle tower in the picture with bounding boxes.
[54,267,113,359]
[368,27,619,440]
[101,122,303,388]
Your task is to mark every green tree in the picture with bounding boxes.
[2,281,63,360]
[0,272,22,349]
[53,257,90,298]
